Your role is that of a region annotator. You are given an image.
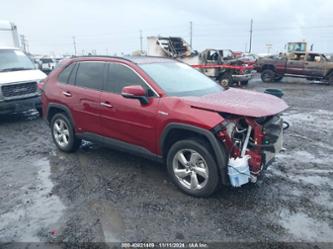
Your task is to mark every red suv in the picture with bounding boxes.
[42,56,288,197]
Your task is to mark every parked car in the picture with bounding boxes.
[0,47,47,115]
[256,52,333,84]
[38,57,57,74]
[42,56,288,197]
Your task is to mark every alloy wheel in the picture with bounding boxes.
[53,118,70,148]
[172,149,209,190]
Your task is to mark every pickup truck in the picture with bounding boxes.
[0,47,46,115]
[256,52,333,84]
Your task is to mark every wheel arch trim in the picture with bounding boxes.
[47,103,75,127]
[160,123,229,185]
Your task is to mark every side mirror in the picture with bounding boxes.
[121,85,149,105]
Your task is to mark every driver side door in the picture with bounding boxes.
[286,53,305,75]
[100,62,159,153]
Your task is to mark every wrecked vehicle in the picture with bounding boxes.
[194,48,253,87]
[42,56,288,197]
[256,52,333,84]
[147,36,254,87]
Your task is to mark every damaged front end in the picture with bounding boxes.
[213,114,285,187]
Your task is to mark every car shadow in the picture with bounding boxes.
[0,109,40,124]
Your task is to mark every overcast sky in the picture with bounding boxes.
[2,0,333,55]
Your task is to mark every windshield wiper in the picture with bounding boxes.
[0,67,34,72]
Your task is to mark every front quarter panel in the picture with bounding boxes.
[156,97,224,154]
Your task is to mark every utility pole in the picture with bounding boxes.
[249,19,253,53]
[140,30,143,53]
[72,36,77,56]
[190,21,193,48]
[266,44,272,54]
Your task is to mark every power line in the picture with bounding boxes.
[254,24,333,31]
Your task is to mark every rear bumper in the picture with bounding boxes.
[232,73,253,82]
[0,95,41,114]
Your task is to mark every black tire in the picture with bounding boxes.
[328,73,333,85]
[36,107,43,117]
[241,80,249,86]
[274,76,283,82]
[166,139,220,197]
[261,69,276,83]
[51,113,81,152]
[219,73,233,88]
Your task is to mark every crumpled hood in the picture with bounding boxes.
[0,69,47,85]
[181,88,288,118]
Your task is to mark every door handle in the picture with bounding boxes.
[100,102,113,108]
[62,91,72,97]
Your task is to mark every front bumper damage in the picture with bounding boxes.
[214,115,284,186]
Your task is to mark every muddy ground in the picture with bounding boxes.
[0,79,332,248]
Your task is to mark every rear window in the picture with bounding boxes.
[75,62,105,90]
[58,63,76,83]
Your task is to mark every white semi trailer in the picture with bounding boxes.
[0,20,20,48]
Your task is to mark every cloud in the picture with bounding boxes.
[1,0,332,55]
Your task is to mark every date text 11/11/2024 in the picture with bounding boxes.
[121,242,208,248]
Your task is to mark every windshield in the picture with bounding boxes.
[0,49,35,72]
[40,58,54,63]
[140,62,223,96]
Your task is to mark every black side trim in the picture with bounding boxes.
[160,123,229,185]
[77,132,163,163]
[47,103,75,126]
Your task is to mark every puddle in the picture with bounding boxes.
[269,165,333,188]
[277,150,333,166]
[283,109,333,128]
[0,158,65,242]
[279,209,333,242]
[89,200,125,242]
[271,151,333,188]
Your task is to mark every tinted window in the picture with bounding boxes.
[75,62,105,90]
[68,63,78,85]
[106,63,148,94]
[58,63,75,83]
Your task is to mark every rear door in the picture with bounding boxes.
[60,61,105,135]
[286,53,305,75]
[100,62,159,152]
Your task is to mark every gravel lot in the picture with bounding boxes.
[0,79,332,247]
